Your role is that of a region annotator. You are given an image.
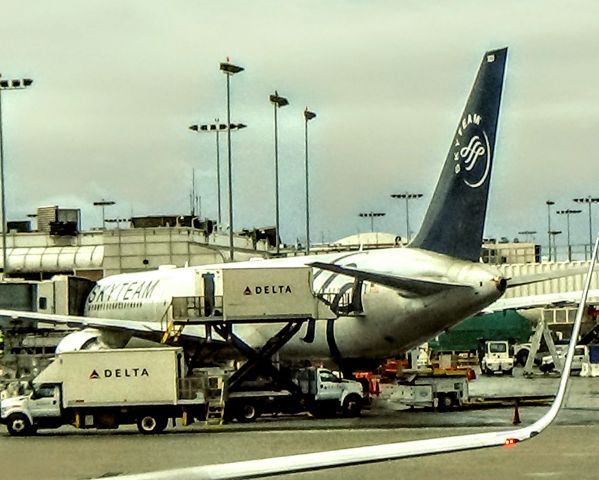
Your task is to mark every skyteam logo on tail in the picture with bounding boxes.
[452,113,491,188]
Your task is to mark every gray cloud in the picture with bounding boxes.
[0,0,598,251]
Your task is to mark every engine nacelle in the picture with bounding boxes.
[55,329,117,354]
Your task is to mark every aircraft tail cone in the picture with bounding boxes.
[512,401,521,425]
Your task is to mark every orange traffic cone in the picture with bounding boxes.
[512,402,521,425]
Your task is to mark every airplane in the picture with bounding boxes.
[90,238,599,480]
[0,46,572,369]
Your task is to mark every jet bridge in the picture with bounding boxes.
[160,266,336,394]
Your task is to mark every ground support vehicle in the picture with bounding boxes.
[393,374,469,410]
[480,340,514,375]
[0,347,364,435]
[580,345,599,376]
[0,347,210,436]
[159,269,363,423]
[223,367,364,422]
[539,344,588,374]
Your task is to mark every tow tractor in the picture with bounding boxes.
[480,340,514,375]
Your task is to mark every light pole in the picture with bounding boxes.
[549,230,562,261]
[304,108,316,255]
[220,60,244,262]
[270,91,289,255]
[556,209,581,261]
[189,121,246,225]
[517,230,537,243]
[546,200,555,262]
[0,75,33,274]
[390,193,423,242]
[359,212,386,232]
[574,196,599,260]
[93,199,115,229]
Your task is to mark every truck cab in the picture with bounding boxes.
[294,367,364,416]
[540,344,588,374]
[481,340,514,375]
[0,382,62,435]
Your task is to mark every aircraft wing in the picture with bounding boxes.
[0,309,211,341]
[0,309,163,337]
[308,261,473,295]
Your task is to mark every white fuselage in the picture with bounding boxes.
[83,247,505,362]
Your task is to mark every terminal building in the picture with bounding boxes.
[2,206,276,280]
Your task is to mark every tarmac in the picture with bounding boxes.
[1,372,599,479]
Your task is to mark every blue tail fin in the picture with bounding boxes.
[410,48,507,261]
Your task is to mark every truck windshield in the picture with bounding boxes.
[489,343,507,353]
[319,371,339,382]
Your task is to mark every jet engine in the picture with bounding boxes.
[55,328,129,354]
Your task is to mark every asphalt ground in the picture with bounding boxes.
[1,374,599,480]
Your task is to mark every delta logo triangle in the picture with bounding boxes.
[89,369,100,380]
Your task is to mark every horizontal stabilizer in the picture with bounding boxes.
[308,262,472,295]
[507,265,597,288]
[482,289,599,312]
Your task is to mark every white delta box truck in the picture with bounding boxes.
[1,347,365,436]
[0,347,206,436]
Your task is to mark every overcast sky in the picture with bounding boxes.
[1,1,598,252]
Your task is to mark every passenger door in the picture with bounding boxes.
[30,384,61,417]
[315,369,344,402]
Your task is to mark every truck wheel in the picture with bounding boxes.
[237,403,259,422]
[235,403,259,423]
[436,394,453,412]
[6,413,34,436]
[342,395,362,417]
[516,350,529,367]
[137,414,167,434]
[540,364,553,374]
